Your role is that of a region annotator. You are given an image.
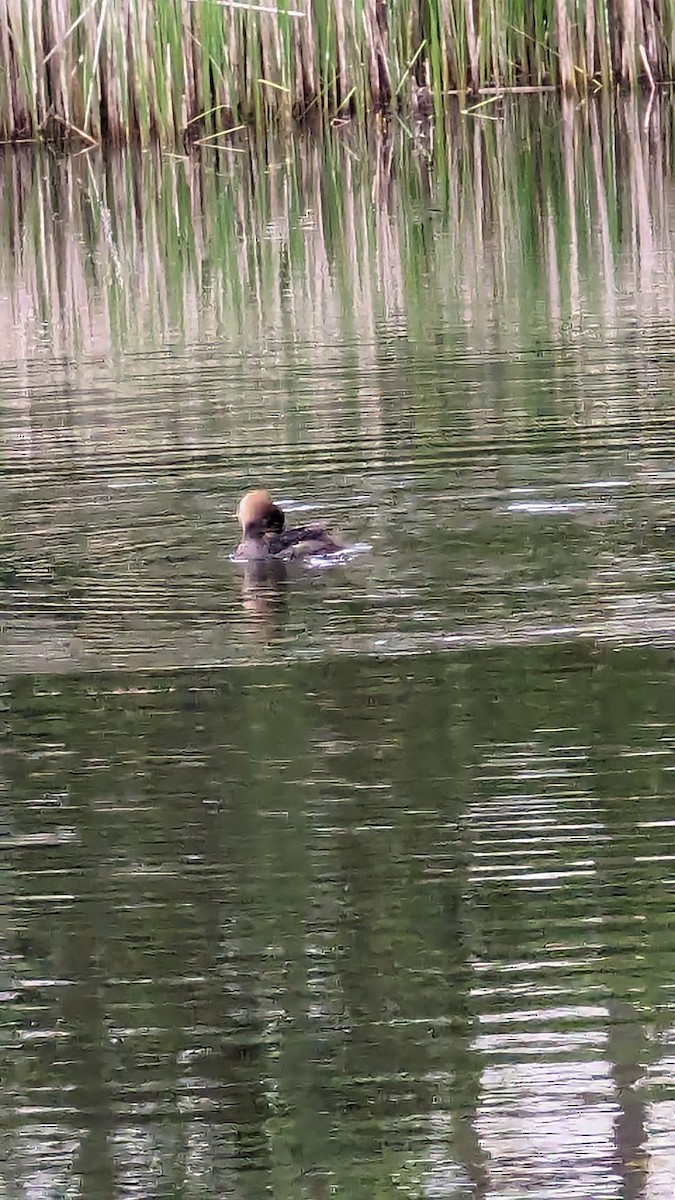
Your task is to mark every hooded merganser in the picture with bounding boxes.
[234,489,342,561]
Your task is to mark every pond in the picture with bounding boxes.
[3,95,675,1198]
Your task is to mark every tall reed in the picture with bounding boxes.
[0,0,673,144]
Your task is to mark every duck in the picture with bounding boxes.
[234,488,342,561]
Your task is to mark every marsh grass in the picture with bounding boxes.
[0,1,674,144]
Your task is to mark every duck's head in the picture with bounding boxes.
[237,489,285,537]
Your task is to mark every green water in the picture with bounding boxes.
[3,96,675,1198]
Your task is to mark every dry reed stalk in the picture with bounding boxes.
[331,0,348,110]
[0,12,15,139]
[486,0,505,88]
[5,0,33,136]
[584,0,597,81]
[181,0,201,130]
[294,1,319,115]
[555,0,576,92]
[257,16,279,120]
[361,0,392,110]
[619,0,637,86]
[464,0,479,94]
[31,0,47,126]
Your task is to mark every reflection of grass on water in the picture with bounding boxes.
[0,96,671,384]
[2,651,668,1197]
[1,0,673,142]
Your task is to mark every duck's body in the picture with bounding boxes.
[234,489,342,562]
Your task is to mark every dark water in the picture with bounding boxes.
[4,97,675,1197]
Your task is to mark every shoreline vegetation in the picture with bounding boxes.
[0,1,673,146]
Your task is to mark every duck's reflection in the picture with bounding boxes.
[239,557,289,622]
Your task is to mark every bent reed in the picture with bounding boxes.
[0,0,672,145]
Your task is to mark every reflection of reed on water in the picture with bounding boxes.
[1,96,674,459]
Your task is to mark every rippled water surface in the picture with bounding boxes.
[4,97,675,1198]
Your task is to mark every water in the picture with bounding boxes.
[3,95,675,1197]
